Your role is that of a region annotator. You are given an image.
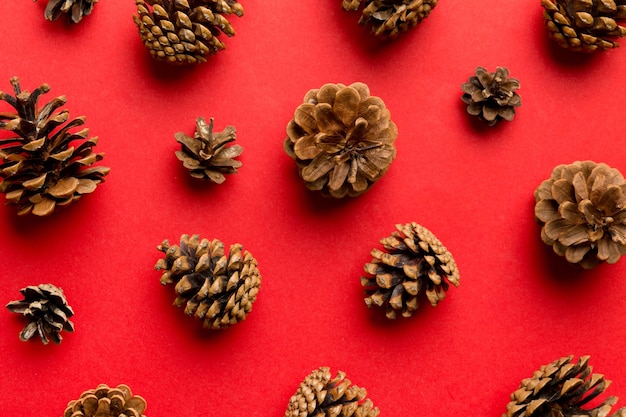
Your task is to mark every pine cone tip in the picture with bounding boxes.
[461,66,521,126]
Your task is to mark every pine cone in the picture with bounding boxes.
[284,82,397,198]
[534,160,626,269]
[541,0,626,52]
[361,223,460,319]
[503,356,626,417]
[38,0,98,23]
[175,117,242,183]
[285,367,380,417]
[63,384,147,417]
[133,0,244,64]
[6,284,74,345]
[155,234,261,330]
[0,77,110,216]
[461,67,521,126]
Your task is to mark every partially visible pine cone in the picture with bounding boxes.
[461,67,521,126]
[155,234,261,330]
[63,384,147,417]
[133,0,244,64]
[541,0,626,52]
[285,367,380,417]
[6,284,74,345]
[361,223,460,319]
[503,356,626,417]
[39,0,98,23]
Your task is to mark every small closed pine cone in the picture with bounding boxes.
[133,0,244,64]
[284,82,397,198]
[38,0,98,23]
[155,234,261,330]
[461,66,521,126]
[503,356,626,417]
[64,384,147,417]
[541,0,626,52]
[361,223,460,319]
[6,283,74,345]
[534,160,626,269]
[285,367,379,417]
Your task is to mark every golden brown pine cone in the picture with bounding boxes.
[39,0,98,23]
[64,384,147,417]
[461,67,521,126]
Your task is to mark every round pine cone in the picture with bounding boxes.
[534,161,626,269]
[64,384,147,417]
[461,67,521,126]
[284,82,397,198]
[503,356,626,417]
[361,223,460,319]
[41,0,97,23]
[541,0,626,52]
[285,367,379,417]
[155,234,261,330]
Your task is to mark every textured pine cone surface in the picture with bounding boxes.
[285,367,380,417]
[40,0,98,23]
[504,356,626,417]
[541,0,626,52]
[534,160,626,269]
[461,66,521,126]
[6,283,74,345]
[63,384,147,417]
[361,222,459,319]
[284,82,397,198]
[0,77,110,216]
[155,234,261,330]
[133,0,244,64]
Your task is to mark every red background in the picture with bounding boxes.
[1,1,626,416]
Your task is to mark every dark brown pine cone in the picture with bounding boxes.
[534,160,626,269]
[284,82,397,198]
[361,223,460,319]
[155,234,261,330]
[461,66,521,126]
[39,0,98,23]
[285,367,380,417]
[6,284,74,345]
[63,384,147,417]
[541,0,626,52]
[0,77,110,216]
[133,0,244,64]
[503,356,626,417]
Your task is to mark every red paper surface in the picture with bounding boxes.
[1,1,626,416]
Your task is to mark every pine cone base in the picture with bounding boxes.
[64,384,147,417]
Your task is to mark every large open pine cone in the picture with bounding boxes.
[284,82,397,198]
[155,234,261,330]
[64,384,147,417]
[534,161,626,269]
[461,67,521,126]
[40,0,98,23]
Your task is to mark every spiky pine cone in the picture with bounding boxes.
[534,161,626,269]
[64,384,147,417]
[0,77,109,216]
[461,66,521,127]
[133,0,244,64]
[284,82,397,198]
[175,117,242,183]
[38,0,98,23]
[285,367,380,417]
[155,234,261,330]
[361,223,460,319]
[503,356,626,417]
[541,0,626,52]
[6,284,74,345]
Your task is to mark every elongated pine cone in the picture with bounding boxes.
[64,384,147,417]
[361,223,460,319]
[175,117,242,183]
[503,356,626,417]
[39,0,98,23]
[133,0,244,64]
[285,367,380,417]
[6,284,74,344]
[541,0,626,52]
[155,234,261,330]
[0,77,109,216]
[534,161,626,269]
[284,82,397,198]
[461,67,521,126]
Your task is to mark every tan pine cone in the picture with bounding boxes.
[39,0,98,23]
[461,67,521,126]
[63,384,147,417]
[284,82,397,198]
[534,161,626,269]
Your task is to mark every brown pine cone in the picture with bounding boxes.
[133,0,244,64]
[541,0,626,52]
[461,67,521,126]
[285,367,379,417]
[155,234,261,330]
[361,223,460,319]
[39,0,98,23]
[534,160,626,269]
[63,384,147,417]
[503,356,626,417]
[284,82,397,198]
